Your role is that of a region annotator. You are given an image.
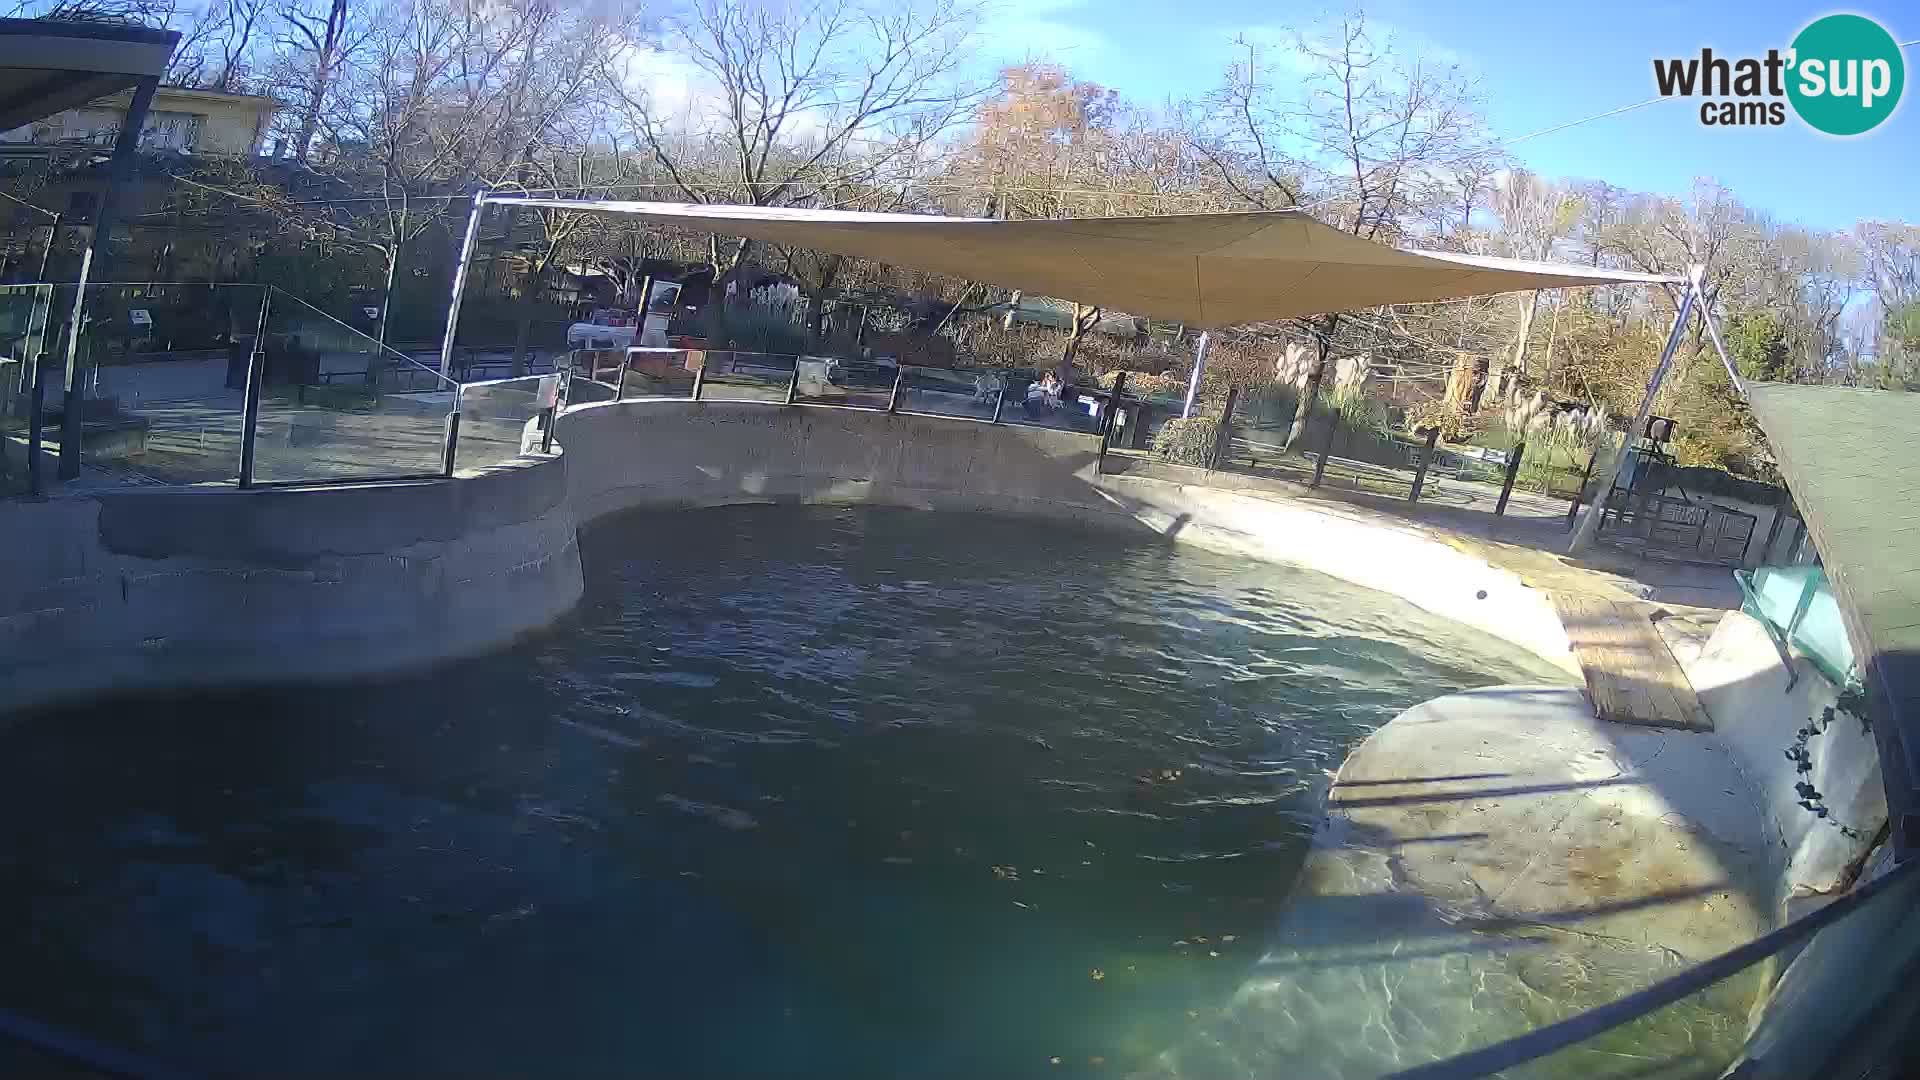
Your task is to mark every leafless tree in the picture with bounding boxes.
[597,0,984,345]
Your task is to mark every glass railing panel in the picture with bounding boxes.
[793,354,893,409]
[896,364,1004,420]
[31,282,265,485]
[248,289,455,483]
[696,350,795,403]
[999,372,1106,435]
[455,374,555,472]
[617,348,696,399]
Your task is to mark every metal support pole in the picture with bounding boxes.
[1097,371,1127,471]
[35,211,58,283]
[1310,401,1336,488]
[990,385,1004,424]
[1569,268,1701,553]
[441,410,461,477]
[1408,427,1440,503]
[786,361,801,405]
[60,76,155,481]
[1565,448,1600,530]
[690,358,705,401]
[1181,331,1210,418]
[1495,441,1526,516]
[439,192,487,382]
[25,351,47,495]
[54,246,92,482]
[1698,296,1745,395]
[237,289,272,488]
[886,366,904,413]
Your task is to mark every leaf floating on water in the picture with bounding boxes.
[1013,901,1030,909]
[1221,935,1237,943]
[1089,1056,1106,1067]
[1049,1057,1062,1066]
[1090,968,1105,981]
[1208,950,1220,958]
[1186,1010,1199,1020]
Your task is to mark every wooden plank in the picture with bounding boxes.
[1551,595,1712,731]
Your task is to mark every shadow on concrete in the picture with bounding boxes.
[1331,773,1508,787]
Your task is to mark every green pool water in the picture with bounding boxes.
[0,505,1572,1078]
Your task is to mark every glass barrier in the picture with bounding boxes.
[897,364,1004,421]
[248,289,455,484]
[35,282,265,485]
[794,354,893,409]
[999,372,1106,435]
[0,284,53,495]
[456,375,555,472]
[695,350,795,403]
[617,347,696,399]
[1736,565,1858,685]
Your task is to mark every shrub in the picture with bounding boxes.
[706,305,809,355]
[1402,399,1476,442]
[1154,414,1222,467]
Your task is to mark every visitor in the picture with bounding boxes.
[1024,371,1060,418]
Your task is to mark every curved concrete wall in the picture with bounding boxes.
[3,396,1578,714]
[559,400,1578,675]
[0,454,581,715]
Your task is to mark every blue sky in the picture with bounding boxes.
[981,0,1917,231]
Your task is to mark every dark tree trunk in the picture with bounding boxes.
[1282,316,1339,452]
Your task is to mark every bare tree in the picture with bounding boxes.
[1192,12,1500,448]
[599,0,984,346]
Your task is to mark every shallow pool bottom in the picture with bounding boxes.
[0,505,1573,1077]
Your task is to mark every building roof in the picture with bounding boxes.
[1743,381,1920,851]
[0,18,177,133]
[481,197,1683,328]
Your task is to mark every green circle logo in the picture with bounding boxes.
[1787,14,1904,136]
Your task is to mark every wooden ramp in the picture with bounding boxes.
[1551,595,1712,731]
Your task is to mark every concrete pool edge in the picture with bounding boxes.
[559,400,1582,679]
[1,399,1586,715]
[0,453,582,715]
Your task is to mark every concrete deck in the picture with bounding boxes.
[1144,686,1774,1079]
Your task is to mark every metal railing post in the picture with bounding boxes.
[236,288,272,488]
[1495,440,1527,516]
[25,351,47,495]
[1310,400,1336,488]
[441,408,462,477]
[1565,447,1599,530]
[1097,371,1128,471]
[690,356,706,400]
[785,358,801,405]
[1408,427,1440,503]
[991,385,1005,424]
[886,365,904,413]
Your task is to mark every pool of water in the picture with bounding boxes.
[0,506,1571,1078]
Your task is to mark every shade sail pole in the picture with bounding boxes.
[439,190,488,381]
[1182,331,1210,418]
[1698,295,1745,397]
[1569,264,1703,554]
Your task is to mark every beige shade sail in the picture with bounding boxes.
[484,197,1680,327]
